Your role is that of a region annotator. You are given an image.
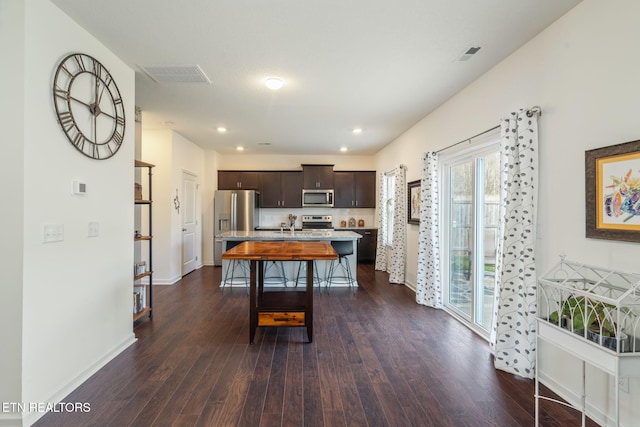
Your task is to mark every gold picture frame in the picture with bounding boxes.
[586,139,640,242]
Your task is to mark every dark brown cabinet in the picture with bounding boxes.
[260,171,303,208]
[352,228,377,263]
[218,171,261,190]
[302,164,333,189]
[333,171,376,208]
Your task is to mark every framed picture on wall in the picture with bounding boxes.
[585,139,640,242]
[408,180,421,225]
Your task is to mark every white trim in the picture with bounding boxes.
[537,371,611,427]
[439,138,500,339]
[23,334,136,426]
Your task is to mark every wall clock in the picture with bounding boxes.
[52,53,125,160]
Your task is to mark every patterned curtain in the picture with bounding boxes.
[415,152,442,308]
[489,109,539,379]
[389,166,406,283]
[375,172,388,271]
[375,166,407,284]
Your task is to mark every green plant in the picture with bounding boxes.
[549,295,621,338]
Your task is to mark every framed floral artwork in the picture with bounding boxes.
[408,180,420,224]
[586,139,640,242]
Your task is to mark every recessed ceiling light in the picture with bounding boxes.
[352,128,363,134]
[340,147,348,152]
[236,146,245,151]
[217,127,227,133]
[264,77,284,90]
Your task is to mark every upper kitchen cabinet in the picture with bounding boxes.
[334,171,376,208]
[302,164,334,189]
[260,171,303,208]
[218,171,261,190]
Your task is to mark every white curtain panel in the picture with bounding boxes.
[415,152,442,308]
[389,166,407,283]
[375,172,388,271]
[490,109,539,379]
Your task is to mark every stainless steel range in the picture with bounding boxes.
[301,215,333,230]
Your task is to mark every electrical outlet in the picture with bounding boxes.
[618,377,629,393]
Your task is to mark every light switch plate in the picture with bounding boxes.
[88,221,99,237]
[43,224,64,243]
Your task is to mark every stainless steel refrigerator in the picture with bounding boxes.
[213,190,260,265]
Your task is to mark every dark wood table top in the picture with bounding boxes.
[221,241,338,261]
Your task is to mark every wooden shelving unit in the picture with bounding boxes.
[134,160,154,322]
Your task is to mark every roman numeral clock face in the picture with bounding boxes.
[53,53,125,160]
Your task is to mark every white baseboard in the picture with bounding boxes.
[23,334,136,427]
[537,372,614,427]
[403,280,417,292]
[154,264,208,285]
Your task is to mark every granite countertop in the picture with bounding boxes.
[334,227,377,230]
[217,230,361,240]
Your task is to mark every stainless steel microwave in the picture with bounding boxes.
[302,189,334,207]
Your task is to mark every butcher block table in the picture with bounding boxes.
[222,241,338,343]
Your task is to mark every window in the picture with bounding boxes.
[441,139,500,336]
[383,174,396,245]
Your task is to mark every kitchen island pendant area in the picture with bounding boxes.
[217,230,361,289]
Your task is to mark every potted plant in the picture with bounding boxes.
[548,295,589,333]
[547,294,628,352]
[586,301,629,352]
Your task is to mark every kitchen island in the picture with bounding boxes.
[217,230,361,288]
[222,241,338,343]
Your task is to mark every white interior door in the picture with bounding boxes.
[182,171,198,276]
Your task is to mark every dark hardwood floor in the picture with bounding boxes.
[35,265,597,427]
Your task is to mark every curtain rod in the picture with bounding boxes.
[435,125,500,154]
[384,164,406,176]
[435,106,542,154]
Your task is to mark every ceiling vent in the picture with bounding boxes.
[457,46,482,62]
[141,65,211,84]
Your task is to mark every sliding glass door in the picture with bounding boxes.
[443,146,500,334]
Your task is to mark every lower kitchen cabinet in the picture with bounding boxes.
[351,228,377,263]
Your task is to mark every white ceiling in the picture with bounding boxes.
[51,0,581,155]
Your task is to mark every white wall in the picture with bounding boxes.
[140,129,173,282]
[375,0,640,424]
[217,153,374,171]
[141,128,205,283]
[0,0,25,422]
[172,132,205,276]
[202,150,219,265]
[16,1,138,425]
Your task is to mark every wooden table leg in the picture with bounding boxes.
[249,260,257,344]
[306,260,313,343]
